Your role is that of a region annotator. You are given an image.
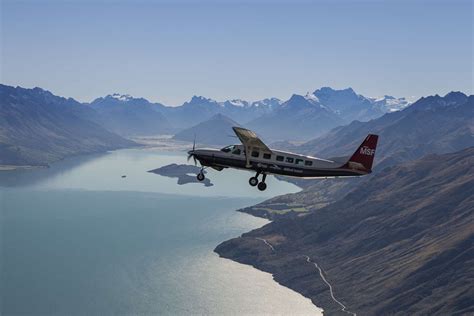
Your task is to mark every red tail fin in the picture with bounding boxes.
[343,134,379,172]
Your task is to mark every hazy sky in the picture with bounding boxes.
[1,0,472,105]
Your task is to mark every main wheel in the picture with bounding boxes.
[197,172,205,181]
[249,177,258,186]
[257,182,267,191]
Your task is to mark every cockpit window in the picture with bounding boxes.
[232,148,241,155]
[220,145,233,153]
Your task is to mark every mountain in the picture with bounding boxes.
[300,92,473,169]
[216,147,474,315]
[370,95,413,112]
[172,113,241,145]
[0,85,135,166]
[86,87,407,137]
[313,87,385,122]
[89,94,172,136]
[164,96,280,129]
[245,88,412,142]
[247,94,345,141]
[256,92,474,215]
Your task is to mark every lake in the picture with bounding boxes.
[0,148,322,315]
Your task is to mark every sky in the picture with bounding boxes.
[1,0,472,105]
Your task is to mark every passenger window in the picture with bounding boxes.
[276,155,284,161]
[286,157,294,163]
[232,148,241,155]
[305,160,313,166]
[295,158,304,165]
[263,153,271,159]
[251,151,259,158]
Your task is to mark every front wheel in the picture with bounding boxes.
[197,172,205,181]
[257,182,267,191]
[249,177,258,186]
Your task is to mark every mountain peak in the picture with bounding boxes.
[443,91,468,104]
[107,93,133,102]
[314,86,356,95]
[190,95,213,103]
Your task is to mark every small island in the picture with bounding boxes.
[148,163,213,187]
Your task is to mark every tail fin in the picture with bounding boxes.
[343,134,379,172]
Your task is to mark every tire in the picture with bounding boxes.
[197,173,205,181]
[249,177,258,186]
[257,182,267,191]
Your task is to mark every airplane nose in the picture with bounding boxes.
[187,150,194,155]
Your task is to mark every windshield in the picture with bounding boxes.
[220,145,233,153]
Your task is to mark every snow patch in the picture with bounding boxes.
[111,93,133,101]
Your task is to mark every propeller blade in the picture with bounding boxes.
[193,155,197,166]
[193,134,196,151]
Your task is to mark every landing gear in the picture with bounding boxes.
[197,171,205,181]
[249,172,267,191]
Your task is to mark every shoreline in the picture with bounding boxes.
[214,197,354,316]
[214,232,353,316]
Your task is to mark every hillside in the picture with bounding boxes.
[0,85,135,166]
[172,113,241,145]
[216,147,474,315]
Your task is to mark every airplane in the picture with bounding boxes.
[187,127,378,191]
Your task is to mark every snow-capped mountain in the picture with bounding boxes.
[89,94,171,136]
[312,87,385,122]
[164,95,281,128]
[371,95,413,112]
[109,93,133,102]
[88,87,413,140]
[247,93,344,141]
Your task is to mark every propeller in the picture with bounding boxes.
[187,134,197,165]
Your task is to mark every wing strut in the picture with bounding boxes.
[232,127,271,169]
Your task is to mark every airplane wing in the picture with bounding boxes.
[232,127,272,153]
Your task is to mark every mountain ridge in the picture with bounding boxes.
[0,84,136,166]
[215,147,474,315]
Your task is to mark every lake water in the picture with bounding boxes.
[0,148,322,315]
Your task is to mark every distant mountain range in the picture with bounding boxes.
[160,96,280,130]
[86,86,411,141]
[0,85,135,167]
[247,93,345,141]
[299,91,473,169]
[216,147,474,315]
[1,83,459,167]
